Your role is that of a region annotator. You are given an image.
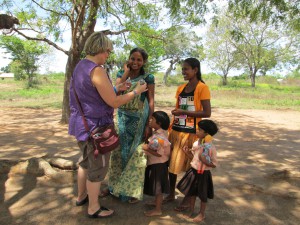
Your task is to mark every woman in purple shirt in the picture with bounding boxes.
[69,32,147,219]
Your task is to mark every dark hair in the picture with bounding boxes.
[152,111,170,130]
[130,47,148,75]
[183,58,204,83]
[198,119,218,136]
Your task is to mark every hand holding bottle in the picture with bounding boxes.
[134,81,147,94]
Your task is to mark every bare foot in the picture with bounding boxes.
[128,197,139,204]
[144,209,162,217]
[193,213,205,222]
[186,211,195,218]
[145,201,156,206]
[162,195,175,204]
[174,205,190,212]
[181,212,194,221]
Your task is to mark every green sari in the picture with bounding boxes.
[108,74,150,201]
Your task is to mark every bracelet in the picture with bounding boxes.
[113,86,117,93]
[133,90,138,96]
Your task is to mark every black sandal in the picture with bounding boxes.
[75,195,88,206]
[88,206,114,218]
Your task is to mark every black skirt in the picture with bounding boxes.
[177,168,214,202]
[144,162,170,196]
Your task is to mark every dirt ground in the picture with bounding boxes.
[0,107,299,225]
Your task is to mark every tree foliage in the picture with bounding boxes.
[160,26,203,85]
[228,13,294,87]
[228,0,300,32]
[204,2,299,87]
[0,0,207,123]
[128,25,203,85]
[205,16,240,85]
[0,35,49,86]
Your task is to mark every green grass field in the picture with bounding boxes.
[0,71,299,111]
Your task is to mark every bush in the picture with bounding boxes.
[286,69,300,78]
[10,61,26,80]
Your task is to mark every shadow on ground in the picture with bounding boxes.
[0,108,299,225]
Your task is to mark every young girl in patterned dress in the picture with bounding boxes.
[142,111,171,216]
[176,119,219,222]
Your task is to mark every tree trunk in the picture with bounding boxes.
[61,52,80,124]
[163,63,173,85]
[250,73,256,87]
[222,74,228,85]
[163,57,180,85]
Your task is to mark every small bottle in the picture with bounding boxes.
[139,79,145,85]
[126,77,131,87]
[149,139,159,150]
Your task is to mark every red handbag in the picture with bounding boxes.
[90,124,120,157]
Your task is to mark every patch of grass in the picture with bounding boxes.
[0,72,299,111]
[0,73,64,108]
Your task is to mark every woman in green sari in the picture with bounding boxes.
[108,48,155,203]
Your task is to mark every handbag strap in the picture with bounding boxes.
[72,78,91,135]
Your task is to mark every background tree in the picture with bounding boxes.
[127,25,165,73]
[0,35,49,87]
[0,0,206,123]
[161,26,203,85]
[129,25,203,85]
[228,0,300,32]
[228,14,293,87]
[2,0,298,121]
[204,17,239,85]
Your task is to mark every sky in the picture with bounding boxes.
[0,48,11,69]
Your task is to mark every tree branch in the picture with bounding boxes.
[12,28,69,55]
[102,29,164,41]
[107,10,124,26]
[32,0,66,17]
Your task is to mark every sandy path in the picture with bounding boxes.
[0,107,299,225]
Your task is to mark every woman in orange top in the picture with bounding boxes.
[164,58,211,211]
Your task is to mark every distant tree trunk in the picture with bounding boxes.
[248,65,257,87]
[163,57,180,85]
[164,64,173,85]
[250,71,257,87]
[222,74,228,85]
[221,68,229,85]
[250,74,255,87]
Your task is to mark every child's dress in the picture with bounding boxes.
[176,135,217,202]
[143,129,171,196]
